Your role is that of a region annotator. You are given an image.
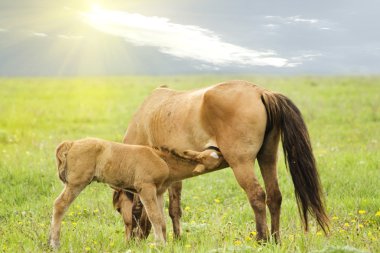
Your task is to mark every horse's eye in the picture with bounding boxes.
[116,208,121,213]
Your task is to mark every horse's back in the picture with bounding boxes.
[124,86,211,149]
[124,81,267,152]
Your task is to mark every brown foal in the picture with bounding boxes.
[48,138,223,248]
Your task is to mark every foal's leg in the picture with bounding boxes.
[49,184,85,248]
[168,181,182,238]
[114,191,134,241]
[157,193,167,241]
[113,191,151,239]
[138,185,166,242]
[257,129,282,243]
[134,197,152,239]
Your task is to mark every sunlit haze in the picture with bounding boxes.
[0,0,379,75]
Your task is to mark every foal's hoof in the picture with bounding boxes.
[149,241,166,248]
[48,238,60,249]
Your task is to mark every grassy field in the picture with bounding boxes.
[0,76,379,253]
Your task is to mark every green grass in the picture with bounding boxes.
[0,76,379,253]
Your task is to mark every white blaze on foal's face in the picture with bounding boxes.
[210,151,219,159]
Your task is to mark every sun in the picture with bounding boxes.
[82,3,111,27]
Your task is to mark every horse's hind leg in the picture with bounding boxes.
[228,157,269,241]
[257,129,282,243]
[168,181,182,238]
[49,184,85,248]
[218,134,269,241]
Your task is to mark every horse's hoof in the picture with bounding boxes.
[256,234,270,244]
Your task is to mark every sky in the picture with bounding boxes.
[0,0,379,76]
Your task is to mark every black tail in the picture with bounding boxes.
[261,92,329,233]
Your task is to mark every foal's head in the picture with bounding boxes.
[182,149,223,169]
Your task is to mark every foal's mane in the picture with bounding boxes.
[153,146,198,164]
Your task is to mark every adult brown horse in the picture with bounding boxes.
[113,80,329,243]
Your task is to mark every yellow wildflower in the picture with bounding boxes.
[344,223,350,227]
[250,231,257,236]
[245,236,252,241]
[233,240,242,246]
[358,224,364,228]
[375,211,380,217]
[316,231,323,236]
[184,206,190,211]
[110,242,114,247]
[72,222,77,226]
[85,246,91,251]
[149,243,156,248]
[185,244,191,248]
[332,216,339,220]
[94,209,99,213]
[358,210,366,214]
[214,198,221,203]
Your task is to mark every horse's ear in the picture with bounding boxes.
[183,150,201,161]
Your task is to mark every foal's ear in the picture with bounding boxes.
[183,150,201,161]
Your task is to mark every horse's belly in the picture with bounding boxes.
[149,122,212,151]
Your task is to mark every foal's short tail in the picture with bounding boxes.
[261,91,329,233]
[55,141,73,183]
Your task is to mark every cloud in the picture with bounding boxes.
[57,34,84,40]
[287,16,319,24]
[264,24,279,29]
[0,28,8,32]
[265,15,320,25]
[81,8,292,67]
[263,15,335,33]
[33,32,48,37]
[289,53,322,66]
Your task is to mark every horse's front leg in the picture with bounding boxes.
[168,181,183,238]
